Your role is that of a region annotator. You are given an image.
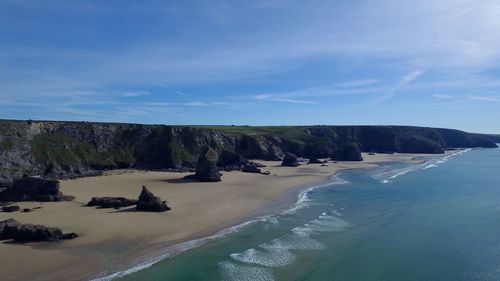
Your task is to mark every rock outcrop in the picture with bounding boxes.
[331,143,363,161]
[308,158,326,164]
[0,177,63,202]
[136,186,170,212]
[87,197,137,209]
[281,152,300,167]
[241,162,262,173]
[0,219,78,242]
[2,205,20,212]
[0,120,498,188]
[189,147,221,182]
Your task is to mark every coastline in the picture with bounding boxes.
[0,153,437,281]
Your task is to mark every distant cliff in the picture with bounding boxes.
[0,120,497,186]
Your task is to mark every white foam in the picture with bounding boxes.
[219,261,274,281]
[260,233,325,250]
[230,247,295,267]
[374,148,472,183]
[331,210,344,217]
[91,173,351,280]
[90,216,268,281]
[308,215,352,232]
[282,174,349,214]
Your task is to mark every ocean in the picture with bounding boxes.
[109,147,500,281]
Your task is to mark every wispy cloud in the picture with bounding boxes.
[273,98,318,104]
[433,93,453,99]
[467,95,500,102]
[121,91,151,97]
[378,69,426,102]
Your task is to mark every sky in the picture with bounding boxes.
[1,0,500,133]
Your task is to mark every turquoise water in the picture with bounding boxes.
[115,147,500,281]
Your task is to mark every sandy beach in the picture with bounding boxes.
[0,153,430,281]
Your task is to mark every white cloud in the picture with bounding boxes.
[273,98,318,104]
[378,69,426,102]
[433,93,453,99]
[121,91,151,97]
[467,95,500,102]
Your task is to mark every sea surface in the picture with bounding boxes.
[107,147,500,281]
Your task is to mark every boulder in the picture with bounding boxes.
[0,219,78,242]
[87,197,137,208]
[281,152,300,167]
[136,186,171,212]
[331,143,363,161]
[61,232,79,240]
[308,158,326,164]
[253,162,266,168]
[241,162,262,174]
[2,205,20,212]
[0,177,63,202]
[189,147,221,182]
[13,224,63,242]
[0,218,19,239]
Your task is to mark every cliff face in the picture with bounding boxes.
[0,120,497,186]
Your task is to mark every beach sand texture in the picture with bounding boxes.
[0,153,427,281]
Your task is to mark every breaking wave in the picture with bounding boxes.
[373,148,472,183]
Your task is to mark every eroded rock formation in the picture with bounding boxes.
[281,152,300,167]
[136,186,170,212]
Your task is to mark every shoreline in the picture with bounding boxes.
[0,153,441,281]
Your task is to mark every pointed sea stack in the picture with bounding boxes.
[281,152,300,167]
[192,147,221,182]
[136,186,171,212]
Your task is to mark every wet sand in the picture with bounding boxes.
[0,153,431,281]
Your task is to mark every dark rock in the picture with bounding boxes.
[2,205,20,212]
[320,164,328,167]
[13,224,63,242]
[87,197,137,208]
[0,177,63,202]
[241,162,262,174]
[189,147,221,182]
[262,171,271,175]
[281,152,300,167]
[22,208,31,212]
[0,219,75,242]
[0,218,19,239]
[217,150,247,171]
[253,162,266,168]
[61,232,79,240]
[331,143,363,161]
[136,186,171,212]
[308,158,326,164]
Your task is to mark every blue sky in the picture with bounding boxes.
[1,0,500,133]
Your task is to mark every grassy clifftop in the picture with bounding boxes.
[0,120,497,186]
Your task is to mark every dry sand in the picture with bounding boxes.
[0,153,432,281]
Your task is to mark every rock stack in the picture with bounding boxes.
[281,152,300,167]
[188,147,221,182]
[136,186,171,212]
